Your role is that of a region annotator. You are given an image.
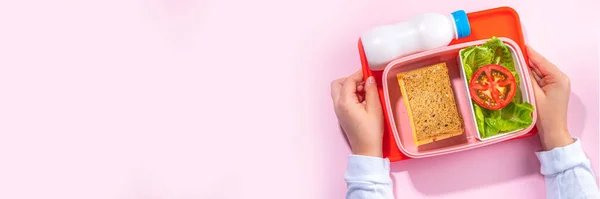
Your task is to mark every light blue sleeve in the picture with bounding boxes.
[344,155,395,199]
[536,138,600,199]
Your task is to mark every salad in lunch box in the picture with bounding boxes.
[460,37,534,139]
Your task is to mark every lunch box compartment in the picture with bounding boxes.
[382,38,537,158]
[458,38,535,141]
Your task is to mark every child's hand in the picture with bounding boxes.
[528,46,574,150]
[331,70,384,157]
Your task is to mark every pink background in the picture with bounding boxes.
[0,1,598,199]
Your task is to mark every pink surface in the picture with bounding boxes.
[382,38,537,158]
[0,1,597,199]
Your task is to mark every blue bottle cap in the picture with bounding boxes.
[451,10,471,38]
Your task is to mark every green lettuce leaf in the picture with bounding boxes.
[484,117,500,137]
[477,102,534,138]
[470,47,494,68]
[464,62,473,82]
[473,104,485,134]
[513,89,523,104]
[460,46,475,82]
[461,46,494,82]
[481,38,515,71]
[479,37,520,86]
[499,102,534,125]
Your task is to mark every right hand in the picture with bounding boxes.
[528,46,574,151]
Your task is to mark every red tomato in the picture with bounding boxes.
[469,64,517,110]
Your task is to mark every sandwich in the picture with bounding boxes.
[397,62,464,146]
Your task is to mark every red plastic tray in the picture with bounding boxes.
[358,6,536,162]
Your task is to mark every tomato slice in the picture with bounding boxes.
[469,64,517,110]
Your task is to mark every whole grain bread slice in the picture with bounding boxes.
[397,62,464,146]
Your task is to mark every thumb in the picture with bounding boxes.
[364,76,383,114]
[530,71,545,101]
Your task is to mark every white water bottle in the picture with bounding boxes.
[361,10,471,71]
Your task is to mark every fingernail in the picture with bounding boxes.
[368,76,376,84]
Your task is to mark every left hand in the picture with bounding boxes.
[330,70,384,157]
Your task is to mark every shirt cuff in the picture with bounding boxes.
[344,155,391,183]
[535,138,590,176]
